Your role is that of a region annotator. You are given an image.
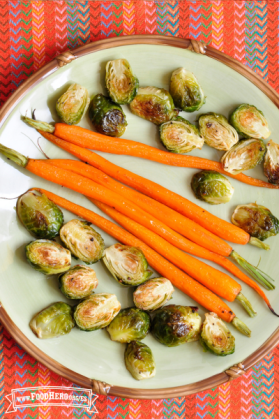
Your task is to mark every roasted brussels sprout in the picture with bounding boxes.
[230,104,271,139]
[106,307,150,343]
[152,305,202,347]
[89,94,127,137]
[264,140,279,184]
[221,138,266,175]
[125,341,156,380]
[60,220,104,264]
[191,170,234,205]
[231,203,279,241]
[199,113,239,151]
[169,68,205,112]
[133,277,174,311]
[74,293,121,331]
[16,190,64,239]
[56,83,90,125]
[103,244,152,286]
[105,59,139,104]
[199,312,235,356]
[59,265,98,299]
[130,86,179,125]
[26,240,71,275]
[159,116,203,154]
[30,302,75,339]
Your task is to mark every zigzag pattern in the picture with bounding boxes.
[129,398,141,419]
[44,1,56,61]
[178,1,189,39]
[241,368,253,417]
[123,1,135,36]
[254,2,268,80]
[90,0,101,41]
[223,1,234,57]
[234,1,246,63]
[156,2,168,35]
[144,1,156,35]
[196,391,208,419]
[211,2,223,51]
[266,2,278,90]
[32,1,45,70]
[111,3,123,36]
[219,382,230,419]
[151,399,164,418]
[251,355,274,418]
[0,1,12,105]
[200,2,212,43]
[77,1,90,45]
[100,3,113,38]
[67,0,79,48]
[55,1,68,52]
[189,2,201,40]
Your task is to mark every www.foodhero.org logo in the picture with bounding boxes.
[5,386,98,414]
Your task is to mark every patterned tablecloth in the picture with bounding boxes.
[0,1,278,418]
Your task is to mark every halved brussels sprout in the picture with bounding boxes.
[230,104,271,139]
[221,138,266,175]
[103,244,152,286]
[125,341,156,381]
[74,293,121,331]
[152,305,202,347]
[130,86,179,125]
[106,59,139,104]
[26,240,71,275]
[16,190,64,239]
[60,220,104,264]
[264,140,279,184]
[107,307,150,343]
[159,116,204,154]
[56,83,90,125]
[231,203,279,241]
[199,113,239,151]
[30,302,75,339]
[169,68,205,112]
[59,265,98,299]
[89,94,127,137]
[199,312,235,356]
[133,277,174,311]
[191,170,234,205]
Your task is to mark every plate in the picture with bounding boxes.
[1,36,279,398]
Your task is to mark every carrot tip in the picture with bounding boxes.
[268,306,279,317]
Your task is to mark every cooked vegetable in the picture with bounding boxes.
[59,265,98,299]
[60,219,104,264]
[89,94,127,137]
[16,190,63,239]
[159,116,203,153]
[133,277,174,311]
[230,104,271,139]
[103,244,152,286]
[199,113,239,151]
[221,138,266,175]
[125,341,156,380]
[56,83,90,125]
[264,140,279,184]
[105,59,139,104]
[74,293,121,331]
[106,307,150,343]
[26,239,71,275]
[191,171,234,205]
[169,68,205,112]
[30,302,74,339]
[129,86,178,125]
[200,312,235,356]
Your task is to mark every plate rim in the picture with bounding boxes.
[1,35,279,399]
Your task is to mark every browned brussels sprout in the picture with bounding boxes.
[106,59,139,104]
[230,104,271,139]
[199,113,239,151]
[169,68,205,112]
[26,240,71,275]
[56,83,90,125]
[59,265,98,299]
[106,307,150,343]
[199,312,235,356]
[264,140,279,184]
[125,341,156,380]
[133,277,174,311]
[191,171,234,205]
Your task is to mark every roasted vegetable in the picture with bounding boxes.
[105,59,139,104]
[106,307,150,343]
[59,265,98,299]
[129,86,179,125]
[232,203,279,241]
[199,312,235,356]
[191,170,234,205]
[16,190,63,239]
[133,277,174,311]
[74,293,121,331]
[56,83,90,125]
[169,68,205,112]
[30,302,74,339]
[152,305,202,347]
[125,341,156,380]
[89,94,127,137]
[221,138,266,175]
[26,239,71,275]
[102,244,152,286]
[199,113,239,151]
[264,140,279,184]
[230,104,271,139]
[60,219,104,264]
[159,116,203,153]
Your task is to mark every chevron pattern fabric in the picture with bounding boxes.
[1,1,279,417]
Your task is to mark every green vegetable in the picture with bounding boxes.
[133,277,174,311]
[230,104,271,139]
[191,170,234,205]
[199,113,239,151]
[59,265,98,299]
[107,307,150,343]
[105,59,139,104]
[199,312,235,356]
[125,341,156,380]
[56,83,90,125]
[264,139,279,184]
[30,302,75,339]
